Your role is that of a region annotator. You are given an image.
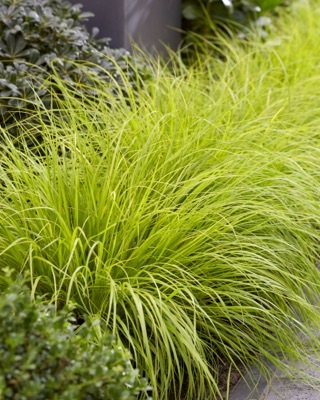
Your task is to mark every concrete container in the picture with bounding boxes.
[70,0,181,54]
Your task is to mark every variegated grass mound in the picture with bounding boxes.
[2,2,320,399]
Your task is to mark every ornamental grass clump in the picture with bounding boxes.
[1,1,320,399]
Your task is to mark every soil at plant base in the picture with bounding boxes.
[217,361,244,399]
[170,360,244,399]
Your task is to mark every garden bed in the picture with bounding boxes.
[1,1,320,399]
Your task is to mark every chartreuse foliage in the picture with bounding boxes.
[1,1,320,399]
[0,284,150,400]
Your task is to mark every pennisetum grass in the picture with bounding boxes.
[2,1,320,398]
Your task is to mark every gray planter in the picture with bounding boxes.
[70,0,181,55]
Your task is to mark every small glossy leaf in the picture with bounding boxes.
[8,98,25,107]
[5,32,15,54]
[28,48,40,63]
[91,27,99,38]
[14,34,27,54]
[28,11,40,22]
[79,11,94,20]
[222,0,233,8]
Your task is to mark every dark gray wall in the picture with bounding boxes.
[124,0,181,54]
[70,0,124,48]
[69,0,181,54]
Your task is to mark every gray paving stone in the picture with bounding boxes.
[229,367,271,400]
[230,358,320,400]
[263,380,320,400]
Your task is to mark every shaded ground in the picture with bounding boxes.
[218,361,243,399]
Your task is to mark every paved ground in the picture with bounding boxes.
[229,357,320,400]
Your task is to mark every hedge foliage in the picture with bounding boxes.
[0,284,150,400]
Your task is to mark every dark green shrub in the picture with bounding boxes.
[182,0,285,40]
[0,284,151,400]
[0,0,143,136]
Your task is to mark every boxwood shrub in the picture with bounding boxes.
[0,284,150,400]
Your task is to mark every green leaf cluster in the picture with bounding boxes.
[182,0,284,40]
[0,284,150,400]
